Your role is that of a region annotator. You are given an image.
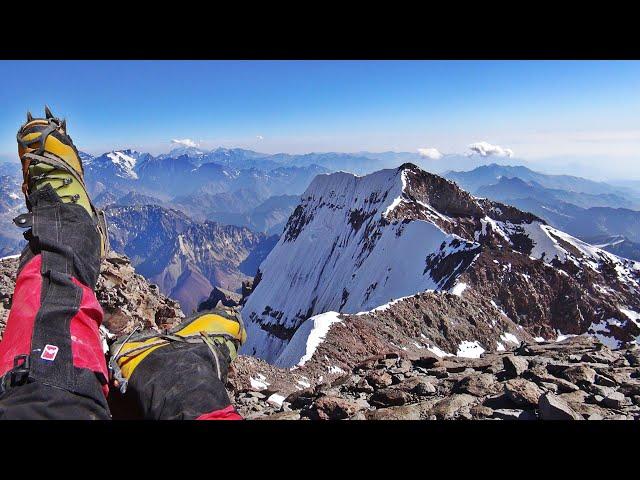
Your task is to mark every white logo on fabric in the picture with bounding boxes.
[41,344,59,361]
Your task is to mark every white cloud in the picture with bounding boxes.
[171,138,199,148]
[417,147,443,160]
[468,141,513,158]
[256,135,264,141]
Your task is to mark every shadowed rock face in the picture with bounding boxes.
[242,163,640,365]
[198,286,242,311]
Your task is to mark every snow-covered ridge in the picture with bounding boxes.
[494,219,639,288]
[273,311,343,368]
[241,165,483,363]
[239,162,640,367]
[88,149,149,181]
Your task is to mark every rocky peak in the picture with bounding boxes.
[241,163,640,368]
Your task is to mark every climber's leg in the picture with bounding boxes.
[0,108,110,419]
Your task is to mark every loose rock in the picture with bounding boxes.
[538,393,583,420]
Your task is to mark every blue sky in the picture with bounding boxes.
[0,60,638,179]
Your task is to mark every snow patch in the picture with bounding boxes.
[267,393,286,407]
[383,170,407,217]
[297,378,311,389]
[555,332,577,342]
[358,295,414,314]
[619,307,640,329]
[456,340,485,358]
[273,312,343,368]
[500,332,519,345]
[450,282,468,297]
[250,373,270,391]
[106,151,139,179]
[426,343,453,358]
[588,319,623,349]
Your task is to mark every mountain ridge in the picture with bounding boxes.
[241,163,640,367]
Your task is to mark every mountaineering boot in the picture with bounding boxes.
[0,108,112,418]
[109,308,247,419]
[16,106,109,256]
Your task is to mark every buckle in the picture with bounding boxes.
[9,354,30,387]
[13,213,33,228]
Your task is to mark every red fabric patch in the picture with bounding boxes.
[0,255,108,397]
[196,405,243,420]
[0,255,42,377]
[70,277,108,397]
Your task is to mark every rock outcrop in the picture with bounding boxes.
[0,252,184,340]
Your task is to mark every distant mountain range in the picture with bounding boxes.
[1,146,639,306]
[0,174,23,257]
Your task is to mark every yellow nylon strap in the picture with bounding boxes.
[117,337,168,380]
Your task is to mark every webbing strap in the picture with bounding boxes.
[199,332,222,380]
[21,151,110,257]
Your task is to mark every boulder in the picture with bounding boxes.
[601,391,627,409]
[625,349,640,367]
[431,394,477,420]
[353,378,374,393]
[560,365,597,385]
[503,356,529,378]
[307,396,363,420]
[492,409,536,420]
[366,404,422,420]
[453,373,500,397]
[365,370,393,389]
[369,388,411,407]
[470,405,494,419]
[538,393,583,420]
[504,378,543,408]
[258,411,301,420]
[435,360,469,374]
[398,377,436,396]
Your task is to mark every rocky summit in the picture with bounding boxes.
[228,335,640,420]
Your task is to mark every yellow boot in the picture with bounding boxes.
[109,308,247,393]
[16,106,109,256]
